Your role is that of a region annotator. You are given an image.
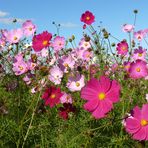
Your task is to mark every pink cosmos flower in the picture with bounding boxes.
[60,92,73,104]
[132,47,147,61]
[32,31,52,52]
[42,86,63,108]
[81,11,95,25]
[22,20,36,37]
[122,24,134,32]
[27,61,36,71]
[12,61,28,75]
[124,61,131,72]
[52,36,65,52]
[116,41,128,55]
[4,29,23,44]
[48,66,63,85]
[67,74,85,92]
[58,55,75,73]
[134,30,146,41]
[40,48,49,57]
[81,76,120,119]
[129,60,148,79]
[125,104,148,141]
[79,38,91,50]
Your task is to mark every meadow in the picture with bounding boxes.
[0,10,148,148]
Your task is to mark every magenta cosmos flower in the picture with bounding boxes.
[116,41,128,55]
[22,20,36,37]
[42,86,63,108]
[52,36,65,52]
[80,11,95,25]
[32,31,52,52]
[129,60,148,79]
[125,104,148,141]
[81,76,120,119]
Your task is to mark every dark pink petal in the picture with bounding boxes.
[83,99,99,112]
[81,87,98,100]
[105,80,120,103]
[132,106,141,120]
[133,127,146,140]
[126,118,141,131]
[99,76,111,92]
[92,103,105,119]
[141,104,148,121]
[145,126,148,140]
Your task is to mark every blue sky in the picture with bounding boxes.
[1,0,148,44]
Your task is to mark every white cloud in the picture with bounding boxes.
[0,18,26,24]
[60,22,79,28]
[0,10,9,17]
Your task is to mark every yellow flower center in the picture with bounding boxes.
[19,66,24,71]
[141,119,148,126]
[98,93,106,100]
[84,43,88,47]
[14,36,18,40]
[76,82,80,87]
[43,40,48,46]
[138,53,143,57]
[136,67,141,72]
[50,94,56,99]
[29,27,32,31]
[121,46,126,51]
[86,16,90,20]
[64,63,68,67]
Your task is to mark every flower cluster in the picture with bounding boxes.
[0,10,148,143]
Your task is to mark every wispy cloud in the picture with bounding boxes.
[0,10,9,17]
[60,22,79,28]
[0,18,26,24]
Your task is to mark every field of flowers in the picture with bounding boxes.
[0,10,148,148]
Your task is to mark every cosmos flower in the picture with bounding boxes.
[122,24,134,32]
[42,86,63,108]
[4,28,23,44]
[32,31,52,52]
[22,20,36,37]
[81,76,120,119]
[67,74,85,92]
[129,60,148,79]
[52,36,65,52]
[134,30,146,41]
[58,55,75,73]
[116,41,128,55]
[132,47,147,61]
[60,92,73,104]
[125,104,148,141]
[58,103,76,120]
[48,66,63,85]
[12,61,28,75]
[80,11,95,25]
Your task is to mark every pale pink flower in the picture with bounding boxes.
[60,92,73,104]
[122,24,134,32]
[22,20,36,36]
[52,36,65,52]
[67,74,85,92]
[48,66,63,85]
[5,28,23,44]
